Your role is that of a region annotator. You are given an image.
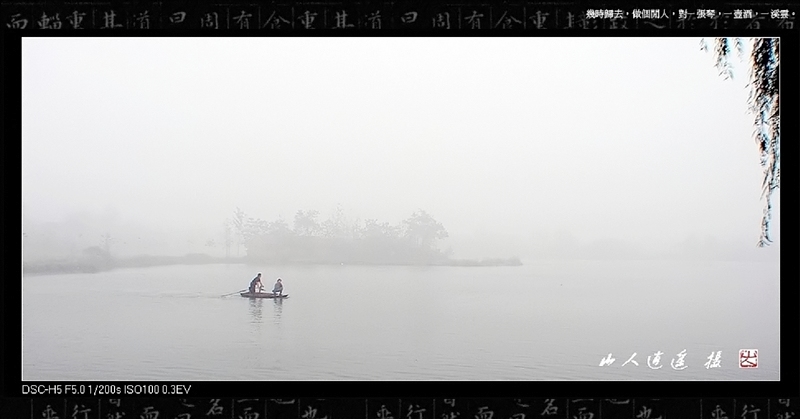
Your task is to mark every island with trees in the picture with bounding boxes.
[22,208,521,275]
[227,207,522,267]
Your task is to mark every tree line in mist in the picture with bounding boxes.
[22,207,522,275]
[223,207,520,266]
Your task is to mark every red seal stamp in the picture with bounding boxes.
[739,349,758,368]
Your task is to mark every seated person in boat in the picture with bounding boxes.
[272,278,283,296]
[249,273,263,293]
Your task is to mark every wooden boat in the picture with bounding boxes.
[240,292,289,299]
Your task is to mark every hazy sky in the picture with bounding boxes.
[22,37,780,255]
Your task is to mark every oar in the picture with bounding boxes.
[221,289,247,297]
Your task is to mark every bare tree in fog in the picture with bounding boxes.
[702,37,780,247]
[232,207,247,256]
[321,205,349,239]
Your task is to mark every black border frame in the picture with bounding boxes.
[4,24,797,401]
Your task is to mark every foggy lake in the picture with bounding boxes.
[22,260,779,381]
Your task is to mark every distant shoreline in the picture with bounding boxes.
[22,254,523,276]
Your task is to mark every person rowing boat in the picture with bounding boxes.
[249,272,263,293]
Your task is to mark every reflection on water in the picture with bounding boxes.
[247,296,283,325]
[273,297,283,324]
[248,298,263,323]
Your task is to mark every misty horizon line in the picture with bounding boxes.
[23,204,780,239]
[22,231,779,263]
[23,203,779,265]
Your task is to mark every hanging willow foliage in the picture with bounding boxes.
[701,37,780,247]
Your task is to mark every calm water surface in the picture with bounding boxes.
[22,260,779,380]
